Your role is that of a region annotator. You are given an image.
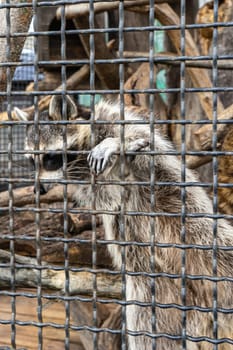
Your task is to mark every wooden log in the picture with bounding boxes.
[41,232,112,267]
[186,155,213,169]
[153,3,224,120]
[217,127,233,215]
[0,55,231,127]
[196,0,233,55]
[0,184,107,267]
[124,62,157,106]
[0,184,76,208]
[153,3,224,170]
[186,2,233,171]
[0,198,111,268]
[0,64,90,125]
[0,249,121,298]
[26,69,103,93]
[194,103,233,151]
[215,1,233,110]
[185,103,233,168]
[71,17,119,90]
[124,3,225,169]
[57,1,224,120]
[187,104,233,169]
[0,33,119,125]
[26,71,63,93]
[124,62,168,133]
[65,212,102,235]
[23,64,90,117]
[122,51,233,70]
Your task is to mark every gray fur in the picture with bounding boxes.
[24,97,233,349]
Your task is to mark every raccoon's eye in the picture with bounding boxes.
[43,153,63,171]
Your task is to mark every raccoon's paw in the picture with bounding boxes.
[87,138,119,175]
[127,138,149,152]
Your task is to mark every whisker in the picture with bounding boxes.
[65,176,90,180]
[68,162,88,168]
[66,171,90,177]
[11,161,30,170]
[67,155,87,163]
[67,166,90,172]
[66,168,90,173]
[67,164,89,169]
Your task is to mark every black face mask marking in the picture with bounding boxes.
[43,153,63,171]
[42,151,78,171]
[28,156,35,170]
[67,152,78,165]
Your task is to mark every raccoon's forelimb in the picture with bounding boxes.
[88,137,149,175]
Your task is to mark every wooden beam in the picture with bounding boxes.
[56,0,175,19]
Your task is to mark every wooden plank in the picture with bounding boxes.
[0,289,83,350]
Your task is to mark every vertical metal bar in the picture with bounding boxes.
[89,1,97,348]
[5,2,16,348]
[118,1,126,349]
[60,4,70,349]
[180,0,187,349]
[212,1,219,348]
[32,2,43,349]
[149,1,156,349]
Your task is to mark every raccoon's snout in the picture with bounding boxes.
[34,184,48,195]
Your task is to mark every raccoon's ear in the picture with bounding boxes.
[49,95,78,120]
[14,107,31,121]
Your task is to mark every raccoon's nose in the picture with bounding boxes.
[34,184,47,195]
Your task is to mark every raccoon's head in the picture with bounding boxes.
[14,95,91,193]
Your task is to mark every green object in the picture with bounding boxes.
[154,20,164,53]
[154,20,167,103]
[156,69,167,103]
[78,94,101,107]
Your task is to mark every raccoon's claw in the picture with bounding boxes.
[87,149,114,175]
[87,138,119,175]
[87,149,111,175]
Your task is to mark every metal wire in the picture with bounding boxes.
[32,1,44,349]
[5,0,16,348]
[180,1,187,349]
[149,2,157,349]
[212,1,219,348]
[118,1,127,349]
[0,1,233,349]
[88,1,98,348]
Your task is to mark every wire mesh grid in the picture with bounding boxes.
[0,0,233,349]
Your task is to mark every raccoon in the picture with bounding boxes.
[15,95,233,350]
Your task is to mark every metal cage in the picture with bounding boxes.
[0,1,233,349]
